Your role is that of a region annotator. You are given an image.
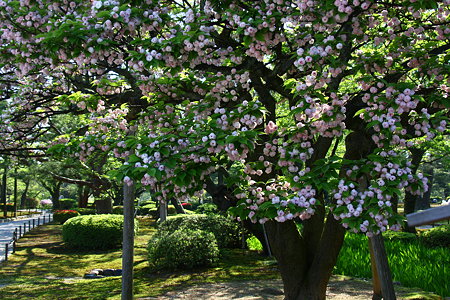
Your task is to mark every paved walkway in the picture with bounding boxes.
[0,212,53,262]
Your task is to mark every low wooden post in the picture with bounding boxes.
[24,222,27,234]
[19,225,21,237]
[37,217,40,226]
[5,243,8,261]
[122,182,135,300]
[369,234,396,300]
[32,219,35,228]
[13,230,17,253]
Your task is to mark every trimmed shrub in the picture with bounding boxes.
[136,203,155,215]
[112,206,124,215]
[148,208,158,218]
[383,231,417,243]
[420,225,450,248]
[159,214,241,248]
[53,210,80,224]
[62,214,136,249]
[148,229,219,270]
[58,198,77,209]
[195,203,218,215]
[167,204,177,215]
[74,208,96,215]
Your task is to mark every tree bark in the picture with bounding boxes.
[1,165,7,218]
[122,182,135,300]
[403,147,425,233]
[20,178,30,209]
[415,167,433,211]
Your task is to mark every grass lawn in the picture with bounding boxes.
[0,217,278,299]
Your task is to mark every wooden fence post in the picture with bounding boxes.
[5,243,8,261]
[369,234,396,300]
[122,181,135,300]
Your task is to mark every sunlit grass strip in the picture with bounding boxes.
[334,233,450,297]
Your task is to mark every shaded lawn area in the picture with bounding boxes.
[0,217,278,299]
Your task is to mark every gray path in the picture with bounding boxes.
[0,212,53,262]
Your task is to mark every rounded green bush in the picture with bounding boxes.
[74,208,97,215]
[195,203,218,215]
[136,203,155,215]
[148,229,219,270]
[420,224,450,248]
[167,204,177,215]
[383,231,417,243]
[158,214,241,248]
[148,208,158,218]
[62,214,136,249]
[53,210,80,224]
[112,205,124,214]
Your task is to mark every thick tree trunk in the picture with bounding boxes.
[20,178,30,209]
[78,185,90,208]
[50,183,61,208]
[265,214,346,300]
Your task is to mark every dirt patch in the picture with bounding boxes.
[140,276,440,300]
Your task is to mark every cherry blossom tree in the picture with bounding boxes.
[1,0,449,299]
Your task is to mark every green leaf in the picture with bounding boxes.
[353,108,367,117]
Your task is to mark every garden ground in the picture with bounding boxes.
[0,218,442,300]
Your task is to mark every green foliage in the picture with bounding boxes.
[420,225,450,248]
[167,204,177,215]
[246,236,263,251]
[136,203,155,215]
[335,233,450,297]
[58,198,77,209]
[53,210,80,224]
[62,214,136,250]
[383,231,417,243]
[74,208,96,215]
[158,214,241,248]
[112,205,124,214]
[147,229,219,270]
[148,208,158,218]
[195,203,218,215]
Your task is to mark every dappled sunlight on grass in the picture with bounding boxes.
[0,217,278,299]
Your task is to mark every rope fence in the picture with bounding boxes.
[2,214,53,262]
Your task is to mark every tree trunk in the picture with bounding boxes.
[403,147,425,233]
[50,182,62,209]
[13,173,18,218]
[78,185,90,208]
[265,213,346,300]
[20,178,30,209]
[170,198,184,214]
[415,167,433,211]
[1,165,7,218]
[159,200,167,222]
